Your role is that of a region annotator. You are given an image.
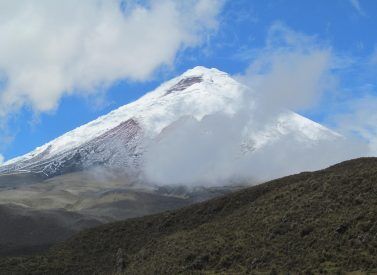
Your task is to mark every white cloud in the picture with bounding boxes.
[0,0,223,116]
[349,0,366,16]
[235,23,334,112]
[370,48,377,65]
[143,99,366,186]
[0,154,4,165]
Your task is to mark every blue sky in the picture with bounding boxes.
[1,0,377,162]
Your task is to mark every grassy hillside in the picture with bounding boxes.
[1,157,377,274]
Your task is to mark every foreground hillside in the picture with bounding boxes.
[1,158,377,274]
[0,171,237,257]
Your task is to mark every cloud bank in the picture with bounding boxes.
[143,108,366,187]
[0,0,223,116]
[142,24,369,186]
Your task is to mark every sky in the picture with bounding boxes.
[0,0,377,163]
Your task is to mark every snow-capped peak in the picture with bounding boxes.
[1,66,340,182]
[180,66,226,77]
[2,66,240,166]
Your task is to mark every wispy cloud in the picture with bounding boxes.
[349,0,366,16]
[235,23,334,112]
[330,95,377,156]
[370,48,377,64]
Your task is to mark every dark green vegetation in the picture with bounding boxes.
[1,157,377,274]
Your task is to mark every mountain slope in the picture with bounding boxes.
[0,66,340,183]
[0,170,241,259]
[0,170,241,221]
[1,157,376,274]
